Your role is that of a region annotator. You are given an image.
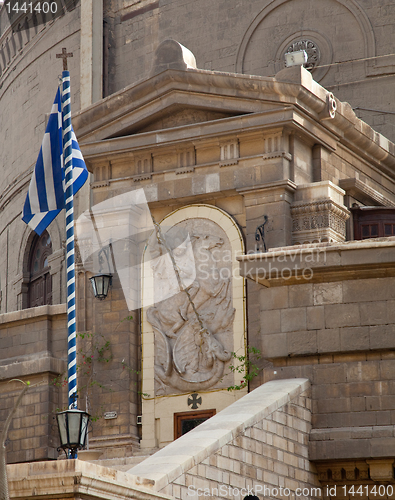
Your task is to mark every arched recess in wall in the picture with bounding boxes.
[140,203,247,448]
[16,220,64,309]
[141,204,246,394]
[27,230,53,307]
[235,0,376,80]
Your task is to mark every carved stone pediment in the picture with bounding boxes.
[135,105,237,134]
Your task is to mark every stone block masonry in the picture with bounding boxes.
[126,379,321,499]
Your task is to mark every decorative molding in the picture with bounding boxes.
[132,151,153,181]
[339,177,395,207]
[262,151,292,161]
[175,166,195,174]
[238,238,395,287]
[93,162,111,187]
[316,458,395,483]
[177,147,196,170]
[135,153,153,176]
[220,159,238,167]
[261,131,291,161]
[220,139,239,167]
[236,0,376,76]
[319,92,337,121]
[291,199,350,245]
[316,461,370,482]
[92,181,110,189]
[133,173,152,182]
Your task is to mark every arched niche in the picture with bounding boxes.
[15,220,64,310]
[140,204,246,449]
[235,0,375,83]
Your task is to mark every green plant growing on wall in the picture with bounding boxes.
[52,315,145,420]
[226,346,261,391]
[52,331,113,420]
[76,331,112,419]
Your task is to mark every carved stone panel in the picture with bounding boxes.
[133,153,153,181]
[291,200,350,244]
[262,131,292,161]
[220,139,239,166]
[146,218,235,396]
[291,181,350,245]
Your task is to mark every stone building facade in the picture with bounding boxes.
[1,0,395,496]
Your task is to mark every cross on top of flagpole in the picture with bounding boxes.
[56,47,73,71]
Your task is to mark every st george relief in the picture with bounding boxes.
[146,218,235,395]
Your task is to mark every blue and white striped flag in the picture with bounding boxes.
[22,87,88,235]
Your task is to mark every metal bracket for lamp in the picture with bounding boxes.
[255,215,268,253]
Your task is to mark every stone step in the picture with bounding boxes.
[79,448,160,471]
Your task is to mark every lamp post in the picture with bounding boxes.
[56,408,90,459]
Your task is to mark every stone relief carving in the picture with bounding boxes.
[146,219,234,395]
[291,200,350,244]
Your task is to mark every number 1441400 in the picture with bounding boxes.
[6,2,58,14]
[341,485,394,496]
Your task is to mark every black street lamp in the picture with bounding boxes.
[89,273,112,300]
[56,409,90,458]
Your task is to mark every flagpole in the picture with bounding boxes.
[62,70,77,410]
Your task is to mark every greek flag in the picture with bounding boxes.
[22,87,88,235]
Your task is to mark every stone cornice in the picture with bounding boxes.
[0,354,66,381]
[7,460,169,500]
[339,177,395,207]
[290,199,351,221]
[237,238,395,287]
[0,303,67,326]
[73,67,395,175]
[79,108,338,164]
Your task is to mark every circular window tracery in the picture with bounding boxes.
[285,39,321,71]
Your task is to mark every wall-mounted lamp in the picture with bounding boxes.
[89,273,112,300]
[284,50,308,67]
[89,241,115,300]
[56,408,90,458]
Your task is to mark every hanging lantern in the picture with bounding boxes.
[56,409,90,459]
[89,273,112,300]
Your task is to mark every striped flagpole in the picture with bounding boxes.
[62,70,77,410]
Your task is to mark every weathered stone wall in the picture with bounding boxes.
[0,5,83,315]
[75,271,141,456]
[0,305,67,462]
[257,277,395,358]
[1,0,394,310]
[1,374,61,462]
[127,379,321,499]
[249,276,395,460]
[7,459,167,500]
[108,0,395,141]
[164,392,318,499]
[1,0,394,314]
